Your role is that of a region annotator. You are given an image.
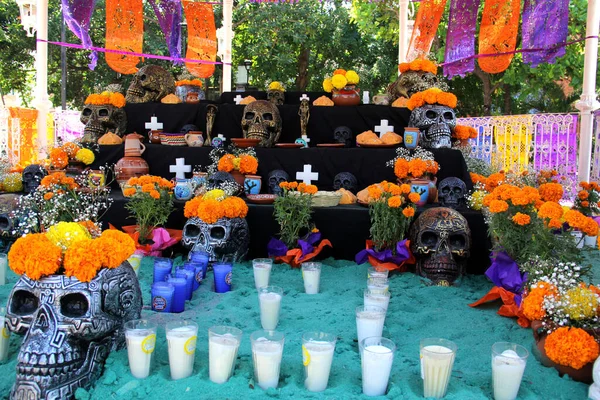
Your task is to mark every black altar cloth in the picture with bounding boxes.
[102,194,490,275]
[123,103,412,145]
[93,145,472,192]
[219,91,330,104]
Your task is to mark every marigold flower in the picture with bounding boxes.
[489,200,509,213]
[389,184,402,196]
[63,239,103,282]
[522,282,555,320]
[406,88,457,111]
[268,81,284,91]
[539,183,564,202]
[279,182,289,190]
[176,79,203,88]
[289,181,299,189]
[44,192,54,200]
[238,154,258,174]
[123,187,137,197]
[97,229,136,268]
[511,212,531,226]
[85,92,126,108]
[217,154,235,173]
[50,148,69,169]
[408,159,427,178]
[578,190,590,200]
[368,185,382,200]
[403,207,415,217]
[8,233,62,279]
[345,70,359,85]
[545,327,599,370]
[394,159,410,179]
[331,74,348,90]
[408,192,421,203]
[581,201,590,208]
[304,185,318,195]
[322,78,334,93]
[61,142,80,158]
[46,222,92,251]
[75,148,95,165]
[548,218,562,229]
[387,196,401,208]
[538,201,563,220]
[141,183,154,193]
[400,184,411,194]
[485,173,505,192]
[149,190,160,200]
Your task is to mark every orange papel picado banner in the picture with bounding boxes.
[183,0,217,78]
[478,0,520,74]
[406,0,448,62]
[105,0,144,74]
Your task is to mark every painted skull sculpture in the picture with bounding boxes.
[409,207,471,286]
[80,103,127,144]
[125,65,176,103]
[268,170,289,196]
[180,124,200,134]
[241,100,282,147]
[5,263,142,400]
[333,172,358,192]
[408,104,456,149]
[267,90,285,106]
[438,177,467,209]
[333,126,352,147]
[182,217,250,263]
[22,164,48,194]
[207,172,241,195]
[387,70,442,101]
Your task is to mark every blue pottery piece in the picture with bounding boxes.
[174,178,196,201]
[410,179,430,206]
[295,138,308,148]
[244,175,262,195]
[404,127,420,150]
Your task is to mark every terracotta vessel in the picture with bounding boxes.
[186,92,200,104]
[116,133,149,188]
[332,86,361,106]
[185,132,204,147]
[65,161,86,177]
[230,170,246,186]
[148,130,162,144]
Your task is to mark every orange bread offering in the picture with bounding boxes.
[239,96,257,105]
[391,97,408,108]
[161,94,181,104]
[313,96,334,106]
[356,130,382,145]
[337,188,357,205]
[381,131,403,145]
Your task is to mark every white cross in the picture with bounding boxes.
[374,119,394,138]
[296,164,319,185]
[145,116,163,131]
[234,95,244,105]
[217,134,227,143]
[299,94,310,102]
[301,135,311,145]
[169,158,191,180]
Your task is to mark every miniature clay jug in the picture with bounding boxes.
[185,132,204,147]
[116,133,149,188]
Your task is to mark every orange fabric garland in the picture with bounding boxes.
[478,0,521,74]
[105,0,144,75]
[183,0,217,78]
[406,0,448,61]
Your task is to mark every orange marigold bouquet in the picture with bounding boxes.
[8,224,135,282]
[217,153,258,175]
[184,189,248,224]
[406,88,457,111]
[123,175,174,241]
[387,147,439,181]
[573,181,600,217]
[452,125,478,141]
[274,181,318,247]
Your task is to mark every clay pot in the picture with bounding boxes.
[230,170,246,186]
[65,161,87,177]
[149,130,162,144]
[115,157,149,188]
[186,92,200,104]
[185,132,204,147]
[244,175,262,195]
[531,320,595,383]
[332,86,361,106]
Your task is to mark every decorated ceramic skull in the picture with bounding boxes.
[333,126,352,147]
[22,164,48,194]
[180,124,200,134]
[408,104,456,149]
[387,70,444,101]
[267,170,289,196]
[182,217,249,262]
[125,65,176,103]
[241,100,282,147]
[333,172,357,192]
[409,207,471,286]
[207,172,241,195]
[5,262,142,400]
[80,104,127,143]
[438,177,467,209]
[267,90,285,106]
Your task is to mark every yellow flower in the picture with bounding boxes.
[204,189,225,201]
[323,78,334,93]
[232,157,241,170]
[331,74,348,90]
[345,70,359,85]
[268,81,284,91]
[75,148,95,165]
[562,287,599,320]
[46,222,92,251]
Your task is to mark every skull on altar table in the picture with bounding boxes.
[126,65,176,103]
[407,88,458,150]
[409,207,471,286]
[182,217,250,263]
[241,100,282,147]
[438,177,467,209]
[80,92,128,144]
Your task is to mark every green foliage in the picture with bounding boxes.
[125,188,174,242]
[273,189,313,248]
[368,192,413,252]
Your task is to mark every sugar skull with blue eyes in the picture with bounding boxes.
[211,137,224,148]
[295,138,308,148]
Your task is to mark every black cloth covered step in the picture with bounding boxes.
[219,91,330,104]
[102,193,490,274]
[93,145,472,193]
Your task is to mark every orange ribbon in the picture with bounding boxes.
[406,0,448,61]
[478,0,521,74]
[275,239,332,269]
[183,0,217,78]
[469,286,530,328]
[105,0,144,74]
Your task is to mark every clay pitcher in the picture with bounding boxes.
[185,131,204,147]
[116,133,150,188]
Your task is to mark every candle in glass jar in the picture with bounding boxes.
[492,343,528,400]
[251,330,285,390]
[166,321,198,380]
[420,338,457,399]
[208,326,242,384]
[302,332,336,392]
[355,305,386,345]
[252,258,273,290]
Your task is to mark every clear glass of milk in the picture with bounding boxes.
[356,305,386,345]
[367,277,389,294]
[251,330,285,390]
[253,258,273,290]
[259,286,283,330]
[491,342,528,400]
[166,320,198,380]
[208,326,243,384]
[364,289,391,314]
[0,253,7,285]
[360,336,396,396]
[367,267,389,280]
[301,262,322,294]
[0,307,10,363]
[302,331,337,392]
[420,338,457,399]
[124,319,157,379]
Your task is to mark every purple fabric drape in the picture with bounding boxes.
[485,251,527,305]
[522,0,570,68]
[148,0,182,63]
[443,0,481,79]
[61,0,97,69]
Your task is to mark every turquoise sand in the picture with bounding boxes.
[1,253,599,400]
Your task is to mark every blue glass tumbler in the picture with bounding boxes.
[151,282,174,312]
[165,275,187,313]
[183,262,203,291]
[213,262,233,293]
[176,269,195,300]
[153,258,173,283]
[189,251,209,280]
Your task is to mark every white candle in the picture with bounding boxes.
[364,289,390,313]
[0,253,7,285]
[253,262,272,290]
[209,333,240,384]
[259,288,283,330]
[492,349,527,400]
[167,325,198,380]
[252,338,284,390]
[127,253,143,276]
[0,315,9,362]
[367,277,389,294]
[125,331,155,379]
[302,263,321,294]
[303,340,335,392]
[361,344,394,396]
[356,306,385,345]
[421,345,456,398]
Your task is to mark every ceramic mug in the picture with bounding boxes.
[403,127,420,150]
[185,132,204,147]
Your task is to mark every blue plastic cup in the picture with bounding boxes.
[151,282,174,313]
[184,262,203,291]
[165,276,187,313]
[213,262,233,293]
[189,251,209,279]
[153,258,173,283]
[176,269,195,300]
